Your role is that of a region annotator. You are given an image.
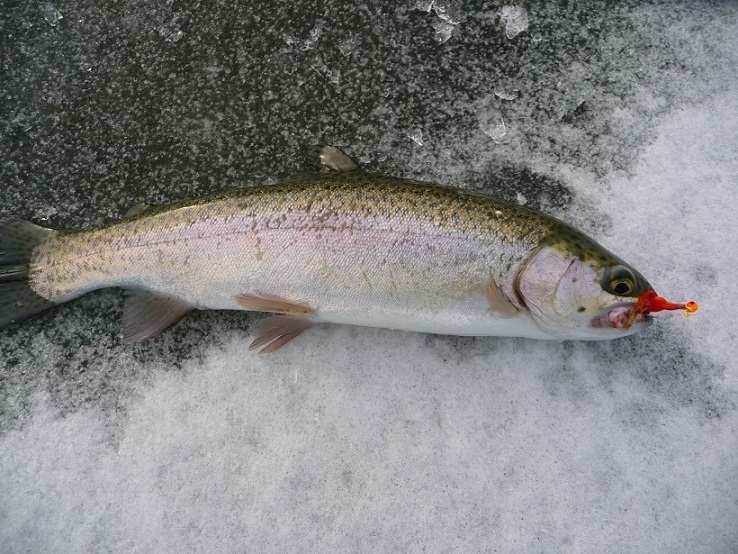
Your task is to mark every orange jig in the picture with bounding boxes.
[635,290,699,318]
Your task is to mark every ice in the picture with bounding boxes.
[158,26,184,43]
[1,1,738,552]
[432,19,456,44]
[416,1,464,43]
[498,6,528,39]
[478,99,508,143]
[494,88,518,101]
[337,36,358,57]
[41,3,63,27]
[414,0,434,13]
[407,128,424,146]
[592,91,738,371]
[303,23,324,50]
[431,1,463,25]
[282,22,324,51]
[479,114,507,143]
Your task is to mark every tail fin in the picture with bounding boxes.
[0,219,58,329]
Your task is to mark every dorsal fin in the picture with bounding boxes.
[307,145,361,172]
[124,203,152,218]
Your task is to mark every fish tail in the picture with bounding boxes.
[0,219,58,328]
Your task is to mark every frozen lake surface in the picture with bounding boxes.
[1,1,737,552]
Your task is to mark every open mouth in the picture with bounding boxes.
[590,303,653,331]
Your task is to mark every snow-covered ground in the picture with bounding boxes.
[1,1,736,552]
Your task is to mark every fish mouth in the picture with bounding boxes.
[590,302,653,331]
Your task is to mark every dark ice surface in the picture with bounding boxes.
[1,1,737,552]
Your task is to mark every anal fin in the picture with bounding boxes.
[122,290,193,342]
[486,277,519,318]
[236,292,314,315]
[250,314,314,354]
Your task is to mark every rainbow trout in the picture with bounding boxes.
[0,146,696,352]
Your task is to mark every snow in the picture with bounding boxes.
[1,1,737,552]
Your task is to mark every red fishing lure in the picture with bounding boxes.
[632,290,698,322]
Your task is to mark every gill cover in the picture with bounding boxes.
[516,246,652,339]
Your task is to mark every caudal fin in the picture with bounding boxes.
[0,219,57,328]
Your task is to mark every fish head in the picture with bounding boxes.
[514,241,653,340]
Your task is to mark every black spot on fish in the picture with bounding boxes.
[577,306,586,312]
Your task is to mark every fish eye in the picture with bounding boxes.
[605,266,636,296]
[611,279,634,295]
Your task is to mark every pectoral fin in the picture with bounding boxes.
[250,314,314,354]
[486,277,519,318]
[236,292,314,315]
[122,290,193,342]
[307,145,361,172]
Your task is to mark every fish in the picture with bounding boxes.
[0,145,696,353]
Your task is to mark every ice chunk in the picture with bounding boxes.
[309,61,340,85]
[304,25,321,50]
[432,1,463,25]
[479,108,507,143]
[41,3,63,26]
[407,128,424,146]
[499,6,529,39]
[416,1,464,43]
[158,16,184,43]
[494,89,519,101]
[338,36,358,57]
[432,19,456,44]
[283,23,325,51]
[414,0,434,12]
